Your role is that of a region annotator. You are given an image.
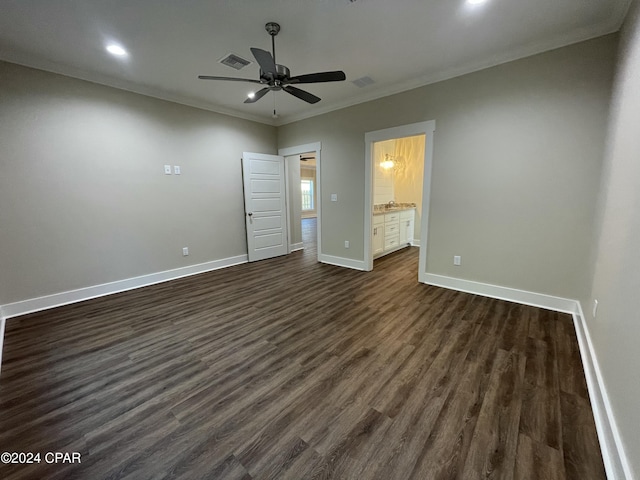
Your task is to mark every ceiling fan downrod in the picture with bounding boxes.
[265,22,280,64]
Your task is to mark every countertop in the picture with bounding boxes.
[373,203,416,215]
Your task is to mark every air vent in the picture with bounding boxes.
[352,76,375,88]
[218,53,251,70]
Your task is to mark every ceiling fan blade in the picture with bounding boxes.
[243,87,271,104]
[283,86,321,104]
[250,48,277,76]
[198,75,262,84]
[286,71,346,84]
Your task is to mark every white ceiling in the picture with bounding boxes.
[0,0,630,126]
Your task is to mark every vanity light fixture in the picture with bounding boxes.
[106,44,128,57]
[247,91,256,99]
[380,154,395,170]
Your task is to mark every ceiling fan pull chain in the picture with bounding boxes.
[272,91,278,119]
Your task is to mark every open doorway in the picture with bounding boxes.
[280,142,322,263]
[299,154,318,259]
[364,121,436,282]
[371,135,425,262]
[284,152,318,255]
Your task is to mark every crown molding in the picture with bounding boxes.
[275,22,621,126]
[0,52,275,126]
[1,12,626,129]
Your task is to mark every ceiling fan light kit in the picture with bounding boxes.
[198,22,346,106]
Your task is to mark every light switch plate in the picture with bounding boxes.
[174,165,181,175]
[164,165,172,175]
[331,194,338,202]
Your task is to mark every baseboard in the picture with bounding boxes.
[421,273,577,313]
[411,239,421,247]
[0,307,6,376]
[0,254,248,319]
[290,242,304,252]
[573,303,633,480]
[319,254,366,271]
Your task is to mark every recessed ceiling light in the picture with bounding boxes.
[247,92,256,99]
[106,44,127,57]
[467,0,487,4]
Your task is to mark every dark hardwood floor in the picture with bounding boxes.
[0,218,605,479]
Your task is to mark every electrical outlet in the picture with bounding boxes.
[182,247,189,256]
[593,299,598,318]
[454,255,461,266]
[174,165,181,175]
[331,193,338,202]
[345,240,350,249]
[164,165,172,175]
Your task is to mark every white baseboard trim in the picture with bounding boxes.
[0,307,6,376]
[0,254,248,319]
[319,254,366,271]
[290,242,304,252]
[573,303,633,480]
[411,239,421,247]
[421,273,577,313]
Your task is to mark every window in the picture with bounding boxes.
[301,179,314,211]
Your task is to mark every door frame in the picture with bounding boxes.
[279,142,322,263]
[363,121,435,282]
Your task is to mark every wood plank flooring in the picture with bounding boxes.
[0,218,605,479]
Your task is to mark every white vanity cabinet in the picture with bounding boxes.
[373,208,415,258]
[384,212,400,251]
[372,215,385,256]
[399,209,415,246]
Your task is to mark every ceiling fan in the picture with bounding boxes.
[198,22,346,105]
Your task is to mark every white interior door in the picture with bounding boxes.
[242,152,288,262]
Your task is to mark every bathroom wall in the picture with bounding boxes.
[393,135,425,241]
[373,139,395,204]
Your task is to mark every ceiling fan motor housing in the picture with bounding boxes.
[265,22,281,36]
[260,64,290,87]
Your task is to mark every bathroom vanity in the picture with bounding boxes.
[372,206,415,258]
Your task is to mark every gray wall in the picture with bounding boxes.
[584,1,640,476]
[278,35,617,300]
[0,61,277,305]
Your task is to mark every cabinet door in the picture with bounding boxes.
[373,224,385,256]
[400,213,415,245]
[399,219,408,245]
[406,219,414,244]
